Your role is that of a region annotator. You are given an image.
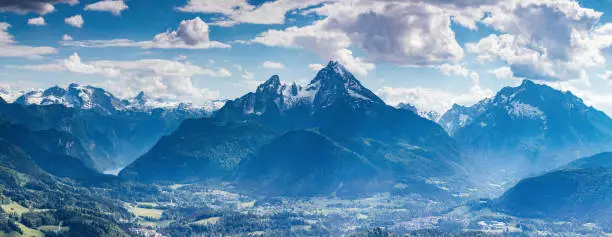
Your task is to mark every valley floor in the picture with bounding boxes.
[120,183,611,237]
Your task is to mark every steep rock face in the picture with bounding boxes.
[0,137,45,177]
[215,62,386,126]
[119,119,277,183]
[216,61,457,152]
[0,118,98,179]
[438,101,489,136]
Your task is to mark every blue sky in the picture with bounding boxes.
[0,0,612,114]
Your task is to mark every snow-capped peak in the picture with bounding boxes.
[307,61,384,109]
[124,91,226,113]
[439,80,596,135]
[14,84,226,115]
[0,87,27,104]
[257,75,282,94]
[217,61,388,118]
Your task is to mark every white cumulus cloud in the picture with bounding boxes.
[65,15,84,28]
[308,63,324,71]
[489,66,514,79]
[248,20,374,76]
[466,0,612,82]
[27,17,46,26]
[62,34,73,41]
[84,0,128,16]
[61,17,230,49]
[262,61,285,69]
[245,0,471,75]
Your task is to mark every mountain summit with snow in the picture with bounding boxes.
[440,80,612,188]
[216,61,453,142]
[308,61,385,109]
[215,61,385,122]
[441,80,612,151]
[16,83,126,115]
[15,84,224,115]
[8,84,225,171]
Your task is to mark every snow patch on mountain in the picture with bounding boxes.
[125,91,226,113]
[226,61,385,117]
[506,101,545,120]
[0,88,24,103]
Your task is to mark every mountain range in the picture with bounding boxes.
[0,84,221,172]
[118,62,612,199]
[14,83,225,115]
[120,61,466,198]
[1,60,612,212]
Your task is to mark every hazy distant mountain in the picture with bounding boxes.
[119,119,277,183]
[439,80,612,189]
[438,101,489,136]
[446,80,612,154]
[15,84,224,116]
[16,83,127,115]
[0,88,218,171]
[0,88,25,103]
[397,103,441,122]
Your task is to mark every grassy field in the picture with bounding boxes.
[37,225,69,233]
[191,217,220,226]
[133,207,163,219]
[138,220,171,228]
[0,223,45,237]
[1,203,29,216]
